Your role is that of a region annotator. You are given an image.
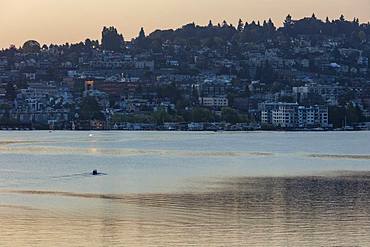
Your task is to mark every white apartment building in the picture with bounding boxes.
[271,104,297,128]
[261,102,329,128]
[261,103,298,128]
[297,106,329,128]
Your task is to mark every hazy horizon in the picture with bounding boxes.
[1,0,370,49]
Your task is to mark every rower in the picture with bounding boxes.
[92,169,98,176]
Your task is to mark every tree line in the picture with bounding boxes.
[2,15,369,54]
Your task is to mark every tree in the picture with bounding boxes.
[329,105,363,127]
[191,107,213,122]
[208,20,213,28]
[237,19,244,32]
[301,92,325,106]
[357,31,367,43]
[112,113,153,124]
[329,106,346,128]
[79,97,104,120]
[255,62,276,84]
[101,26,124,52]
[268,19,276,31]
[284,14,293,28]
[138,27,146,39]
[22,40,41,53]
[84,39,93,49]
[135,27,147,48]
[152,108,173,124]
[221,107,241,124]
[5,83,16,101]
[157,83,183,102]
[346,105,362,124]
[191,85,199,105]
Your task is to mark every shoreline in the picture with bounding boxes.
[0,129,368,132]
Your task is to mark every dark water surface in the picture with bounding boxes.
[0,131,370,246]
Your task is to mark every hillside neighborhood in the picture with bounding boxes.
[1,15,370,130]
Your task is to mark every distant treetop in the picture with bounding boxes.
[138,27,146,39]
[3,14,370,53]
[22,40,41,53]
[101,26,125,52]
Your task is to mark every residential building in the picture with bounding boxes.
[261,102,329,128]
[199,97,229,108]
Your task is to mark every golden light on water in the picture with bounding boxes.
[1,176,370,247]
[1,131,370,246]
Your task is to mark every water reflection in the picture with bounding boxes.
[3,140,370,161]
[0,144,274,158]
[1,175,370,246]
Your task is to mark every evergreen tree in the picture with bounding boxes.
[135,27,147,48]
[84,39,93,49]
[138,27,146,40]
[101,26,125,52]
[5,83,16,101]
[243,22,249,30]
[79,97,104,121]
[237,19,244,32]
[284,14,293,28]
[268,19,276,31]
[263,20,268,28]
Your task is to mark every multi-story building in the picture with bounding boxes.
[293,83,345,106]
[261,103,298,128]
[199,82,227,97]
[199,97,229,108]
[11,82,73,125]
[297,106,329,128]
[261,102,329,128]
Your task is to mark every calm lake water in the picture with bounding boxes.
[0,131,370,246]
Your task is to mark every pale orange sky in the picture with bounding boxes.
[1,0,370,48]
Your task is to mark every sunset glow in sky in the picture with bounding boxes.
[1,0,370,48]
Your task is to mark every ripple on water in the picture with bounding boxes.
[0,145,274,158]
[1,175,370,247]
